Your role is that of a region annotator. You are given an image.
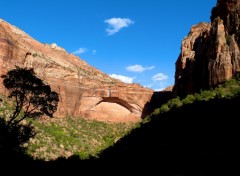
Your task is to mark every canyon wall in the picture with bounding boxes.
[174,0,240,97]
[0,19,153,122]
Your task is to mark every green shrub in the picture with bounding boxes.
[167,97,182,108]
[159,104,170,113]
[182,94,196,105]
[215,86,226,98]
[26,116,136,160]
[200,90,216,101]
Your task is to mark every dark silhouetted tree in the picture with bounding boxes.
[1,66,59,128]
[0,66,59,156]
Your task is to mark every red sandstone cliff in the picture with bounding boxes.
[0,19,153,122]
[174,0,240,97]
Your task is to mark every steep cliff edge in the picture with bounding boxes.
[174,0,240,97]
[0,19,153,122]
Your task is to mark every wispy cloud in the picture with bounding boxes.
[72,48,97,55]
[126,64,155,73]
[145,79,168,91]
[104,17,134,35]
[154,88,165,91]
[92,50,97,55]
[150,73,169,91]
[153,80,169,91]
[109,74,134,83]
[143,83,166,91]
[72,48,87,55]
[152,73,168,81]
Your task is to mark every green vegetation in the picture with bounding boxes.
[1,71,240,162]
[32,53,38,57]
[144,76,240,123]
[0,67,135,161]
[1,67,59,128]
[27,117,135,160]
[0,67,59,158]
[1,95,135,161]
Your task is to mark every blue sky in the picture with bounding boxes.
[1,0,217,91]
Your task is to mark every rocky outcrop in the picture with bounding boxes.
[174,0,240,97]
[174,23,211,97]
[209,0,240,85]
[0,19,153,122]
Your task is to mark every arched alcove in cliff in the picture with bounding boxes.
[87,97,141,123]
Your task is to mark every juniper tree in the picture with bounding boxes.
[1,66,59,128]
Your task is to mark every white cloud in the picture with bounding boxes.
[146,80,168,91]
[72,48,87,55]
[154,88,165,91]
[109,74,134,83]
[152,73,168,81]
[104,17,134,35]
[126,64,155,73]
[143,83,166,91]
[92,50,96,55]
[153,81,169,92]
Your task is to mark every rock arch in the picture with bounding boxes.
[85,97,143,123]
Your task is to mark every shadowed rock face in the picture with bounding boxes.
[174,22,211,97]
[174,0,240,97]
[0,19,153,122]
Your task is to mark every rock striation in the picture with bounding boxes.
[0,19,153,122]
[174,0,240,97]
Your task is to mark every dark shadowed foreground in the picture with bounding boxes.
[1,95,238,175]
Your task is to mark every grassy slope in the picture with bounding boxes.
[0,95,137,161]
[27,117,135,160]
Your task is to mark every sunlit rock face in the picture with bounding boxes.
[0,19,153,122]
[174,0,240,97]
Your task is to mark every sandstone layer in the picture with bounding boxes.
[174,0,240,97]
[0,19,153,122]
